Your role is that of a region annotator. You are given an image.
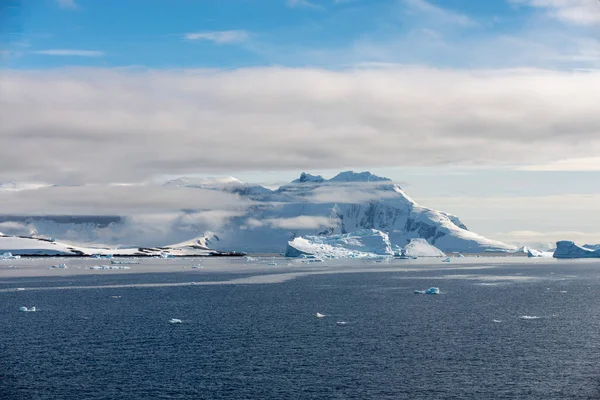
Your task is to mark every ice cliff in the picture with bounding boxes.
[553,241,600,259]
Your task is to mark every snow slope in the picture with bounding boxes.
[0,234,225,257]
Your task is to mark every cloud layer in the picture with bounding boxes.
[1,66,600,184]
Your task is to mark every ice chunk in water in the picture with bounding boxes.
[316,312,326,318]
[169,318,183,324]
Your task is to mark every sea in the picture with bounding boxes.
[2,257,600,399]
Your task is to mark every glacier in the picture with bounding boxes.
[553,241,600,259]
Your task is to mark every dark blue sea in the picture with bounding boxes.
[2,259,600,399]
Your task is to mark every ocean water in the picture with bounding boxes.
[2,259,600,399]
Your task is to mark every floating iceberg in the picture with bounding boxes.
[336,321,347,325]
[316,312,326,318]
[244,256,257,262]
[191,265,203,269]
[50,263,68,269]
[19,306,36,312]
[425,287,440,295]
[442,257,451,263]
[0,252,20,260]
[525,247,553,258]
[286,229,393,258]
[88,265,130,270]
[110,259,139,265]
[169,318,183,324]
[553,241,600,259]
[92,254,113,259]
[403,238,446,258]
[415,287,440,295]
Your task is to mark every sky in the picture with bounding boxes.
[0,0,600,247]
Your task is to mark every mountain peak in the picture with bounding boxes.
[328,171,391,183]
[292,172,325,183]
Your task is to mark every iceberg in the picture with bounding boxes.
[50,263,68,269]
[285,229,393,258]
[316,312,326,318]
[415,287,440,295]
[0,252,20,260]
[110,259,139,265]
[403,238,446,258]
[553,241,600,259]
[19,306,36,312]
[525,247,553,258]
[442,257,451,263]
[169,318,183,324]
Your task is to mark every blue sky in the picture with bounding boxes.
[1,0,600,246]
[2,0,598,69]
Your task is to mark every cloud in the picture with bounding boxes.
[184,30,250,44]
[307,184,401,204]
[56,0,78,10]
[403,0,475,27]
[286,0,324,10]
[246,216,334,229]
[510,0,600,25]
[518,157,600,171]
[1,66,600,184]
[33,49,104,57]
[0,185,251,215]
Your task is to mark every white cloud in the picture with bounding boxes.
[307,185,400,204]
[246,216,334,229]
[184,30,250,44]
[403,0,475,26]
[510,0,600,25]
[33,49,104,57]
[287,0,324,10]
[56,0,78,10]
[518,157,600,171]
[1,67,600,183]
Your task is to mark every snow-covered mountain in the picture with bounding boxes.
[0,171,515,254]
[195,171,515,253]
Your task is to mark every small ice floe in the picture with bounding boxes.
[92,254,113,259]
[16,287,25,291]
[169,318,183,324]
[492,319,502,323]
[316,312,326,318]
[50,263,68,269]
[559,290,567,293]
[191,265,203,269]
[19,306,36,312]
[0,252,20,260]
[267,261,278,266]
[336,321,348,326]
[442,257,451,263]
[88,265,130,270]
[244,256,257,262]
[110,296,121,299]
[110,259,139,265]
[519,315,540,320]
[302,258,324,263]
[415,287,440,295]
